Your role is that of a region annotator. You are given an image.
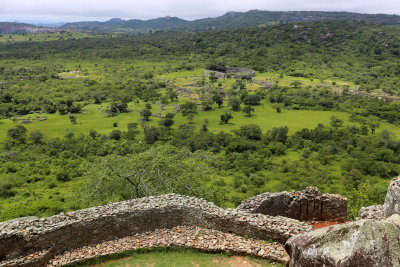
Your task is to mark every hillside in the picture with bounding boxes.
[0,22,83,34]
[60,10,400,33]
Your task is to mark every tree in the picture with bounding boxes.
[69,115,77,124]
[201,119,209,132]
[212,93,223,107]
[220,111,233,124]
[330,116,343,129]
[291,81,302,88]
[209,72,218,83]
[180,101,198,116]
[228,97,241,111]
[140,108,152,121]
[30,130,44,145]
[243,94,261,105]
[144,126,159,144]
[187,112,195,123]
[109,130,122,140]
[81,146,216,205]
[159,113,175,129]
[234,124,262,140]
[166,88,178,101]
[145,103,152,110]
[243,105,255,117]
[368,121,380,134]
[127,122,138,131]
[7,125,27,143]
[89,130,99,139]
[266,126,289,143]
[201,98,213,111]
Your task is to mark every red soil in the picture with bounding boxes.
[312,221,346,229]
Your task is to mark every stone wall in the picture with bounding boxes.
[226,67,256,78]
[204,70,226,79]
[237,187,348,222]
[204,67,256,79]
[0,194,311,266]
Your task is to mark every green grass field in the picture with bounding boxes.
[2,100,399,142]
[77,248,282,267]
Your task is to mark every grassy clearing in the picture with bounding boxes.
[2,100,399,142]
[74,247,282,267]
[1,64,399,141]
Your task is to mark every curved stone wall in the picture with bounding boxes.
[226,67,256,78]
[0,194,311,266]
[238,187,347,222]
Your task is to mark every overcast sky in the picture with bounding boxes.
[1,0,400,23]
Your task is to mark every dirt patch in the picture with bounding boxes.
[213,255,263,267]
[312,221,347,229]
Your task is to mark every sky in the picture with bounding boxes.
[1,0,400,24]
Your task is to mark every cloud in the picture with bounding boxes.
[1,0,399,23]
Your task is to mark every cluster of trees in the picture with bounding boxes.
[268,84,400,125]
[2,114,398,220]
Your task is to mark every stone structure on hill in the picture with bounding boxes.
[237,187,348,222]
[360,175,400,220]
[204,67,256,79]
[0,194,311,266]
[204,69,226,79]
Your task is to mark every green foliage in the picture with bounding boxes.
[243,105,255,117]
[80,146,215,205]
[220,111,233,124]
[7,125,27,143]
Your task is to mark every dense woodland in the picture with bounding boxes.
[0,20,400,221]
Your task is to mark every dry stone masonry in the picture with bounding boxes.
[47,226,289,266]
[287,175,400,267]
[204,67,256,79]
[238,187,348,222]
[0,194,311,266]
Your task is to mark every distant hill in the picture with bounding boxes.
[60,10,400,33]
[0,22,81,34]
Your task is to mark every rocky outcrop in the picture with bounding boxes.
[0,194,311,266]
[383,176,400,217]
[285,214,400,267]
[238,187,347,222]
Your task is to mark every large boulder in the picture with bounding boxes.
[383,175,400,217]
[285,215,400,267]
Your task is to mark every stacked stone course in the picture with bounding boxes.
[0,194,311,266]
[238,187,348,222]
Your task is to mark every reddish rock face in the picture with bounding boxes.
[238,187,348,222]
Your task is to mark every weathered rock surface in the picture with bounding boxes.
[383,175,400,217]
[285,215,400,267]
[0,194,311,267]
[238,187,347,222]
[359,204,385,220]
